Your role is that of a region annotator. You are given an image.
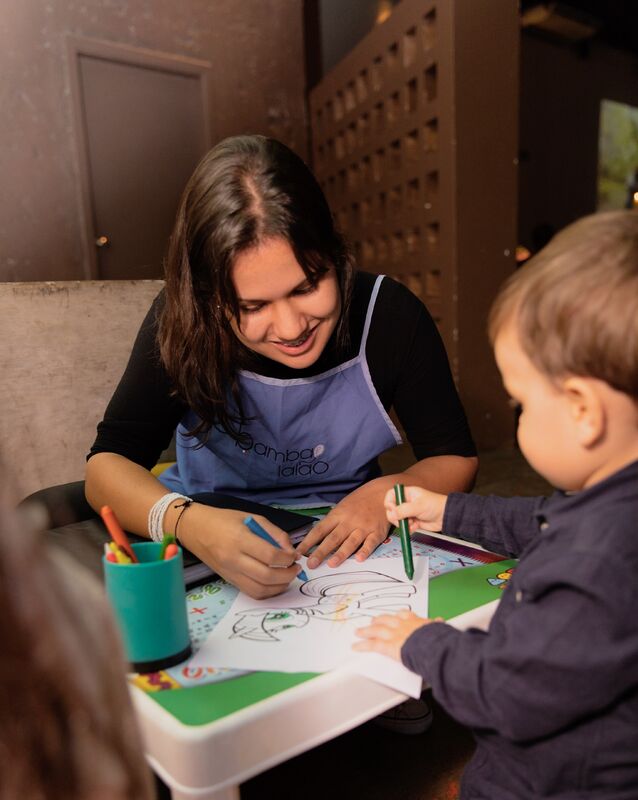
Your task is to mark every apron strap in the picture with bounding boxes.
[359,274,385,358]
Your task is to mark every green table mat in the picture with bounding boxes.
[149,558,515,726]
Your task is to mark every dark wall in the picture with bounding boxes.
[518,32,638,249]
[1,0,307,282]
[319,0,380,75]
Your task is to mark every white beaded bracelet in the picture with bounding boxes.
[148,492,191,542]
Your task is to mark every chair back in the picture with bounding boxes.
[0,280,163,499]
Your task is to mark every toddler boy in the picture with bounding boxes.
[355,211,638,799]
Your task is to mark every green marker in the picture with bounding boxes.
[394,483,414,580]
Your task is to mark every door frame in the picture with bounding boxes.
[67,35,212,279]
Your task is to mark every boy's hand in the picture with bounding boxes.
[353,610,441,661]
[384,486,447,533]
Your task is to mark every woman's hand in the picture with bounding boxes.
[295,456,472,570]
[296,481,391,569]
[177,504,301,599]
[353,610,441,661]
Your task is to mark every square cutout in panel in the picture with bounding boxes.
[345,82,356,112]
[424,118,438,152]
[356,69,368,102]
[378,191,387,217]
[389,186,402,216]
[407,178,420,208]
[391,231,404,263]
[390,139,401,170]
[373,101,385,132]
[425,170,439,197]
[348,163,360,191]
[405,129,419,160]
[325,100,333,122]
[424,64,437,103]
[426,269,442,298]
[373,149,385,182]
[372,55,383,91]
[387,42,399,71]
[357,113,369,147]
[406,78,418,113]
[406,227,420,254]
[387,91,400,125]
[426,222,439,251]
[361,155,372,183]
[346,123,357,154]
[422,9,436,52]
[403,27,417,68]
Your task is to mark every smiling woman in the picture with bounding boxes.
[230,238,341,368]
[84,135,477,599]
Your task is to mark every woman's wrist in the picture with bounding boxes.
[148,492,191,542]
[166,501,222,563]
[163,498,198,547]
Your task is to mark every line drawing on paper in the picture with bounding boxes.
[230,570,416,642]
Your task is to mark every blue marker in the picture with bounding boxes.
[243,516,309,582]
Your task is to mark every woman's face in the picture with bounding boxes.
[229,237,341,369]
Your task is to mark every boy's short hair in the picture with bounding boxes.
[489,211,638,399]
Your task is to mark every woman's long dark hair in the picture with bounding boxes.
[158,135,355,442]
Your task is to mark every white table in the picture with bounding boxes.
[131,599,498,799]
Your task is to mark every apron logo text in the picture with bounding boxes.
[236,434,330,478]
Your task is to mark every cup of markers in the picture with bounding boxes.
[101,506,191,673]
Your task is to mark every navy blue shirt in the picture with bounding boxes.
[402,459,638,799]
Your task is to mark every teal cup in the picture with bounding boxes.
[103,541,191,673]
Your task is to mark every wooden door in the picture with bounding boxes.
[69,38,211,279]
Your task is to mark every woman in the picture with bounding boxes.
[86,135,477,599]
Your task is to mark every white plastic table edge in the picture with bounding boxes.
[132,531,501,797]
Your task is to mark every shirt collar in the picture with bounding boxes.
[536,458,638,524]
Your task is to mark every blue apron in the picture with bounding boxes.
[160,275,401,506]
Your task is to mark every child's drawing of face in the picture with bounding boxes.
[494,321,583,490]
[231,608,311,641]
[231,571,416,642]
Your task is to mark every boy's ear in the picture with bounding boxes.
[562,377,605,448]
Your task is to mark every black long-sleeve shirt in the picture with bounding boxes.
[402,459,638,800]
[89,272,476,468]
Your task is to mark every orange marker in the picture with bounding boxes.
[100,505,139,563]
[163,543,179,560]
